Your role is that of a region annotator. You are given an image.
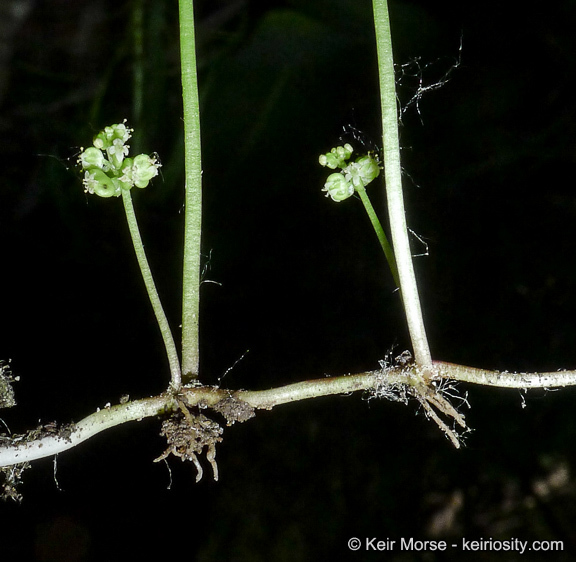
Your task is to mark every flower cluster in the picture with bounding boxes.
[319,143,381,202]
[78,121,161,198]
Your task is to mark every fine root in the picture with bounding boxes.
[154,402,223,482]
[374,353,471,448]
[411,384,466,448]
[0,462,30,502]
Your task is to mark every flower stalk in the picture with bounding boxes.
[78,122,181,389]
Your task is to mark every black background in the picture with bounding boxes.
[1,0,576,560]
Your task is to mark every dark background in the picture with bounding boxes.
[1,0,576,560]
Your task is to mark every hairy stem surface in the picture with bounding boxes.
[4,361,576,467]
[179,0,203,381]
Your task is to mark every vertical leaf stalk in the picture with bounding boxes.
[178,0,202,381]
[372,0,432,369]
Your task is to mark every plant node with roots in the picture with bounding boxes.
[373,351,470,448]
[154,401,223,482]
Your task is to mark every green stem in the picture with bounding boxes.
[356,186,400,289]
[178,0,202,381]
[372,0,432,369]
[122,189,182,388]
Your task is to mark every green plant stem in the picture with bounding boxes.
[179,0,202,382]
[356,186,400,289]
[372,0,432,370]
[6,361,576,467]
[122,189,181,388]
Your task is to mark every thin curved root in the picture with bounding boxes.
[411,382,469,448]
[154,402,223,482]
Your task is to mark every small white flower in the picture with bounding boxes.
[82,171,97,194]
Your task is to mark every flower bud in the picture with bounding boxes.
[319,144,354,170]
[79,147,105,171]
[322,173,354,202]
[83,169,121,198]
[132,154,161,188]
[344,154,380,189]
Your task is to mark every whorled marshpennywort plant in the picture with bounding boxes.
[2,0,576,500]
